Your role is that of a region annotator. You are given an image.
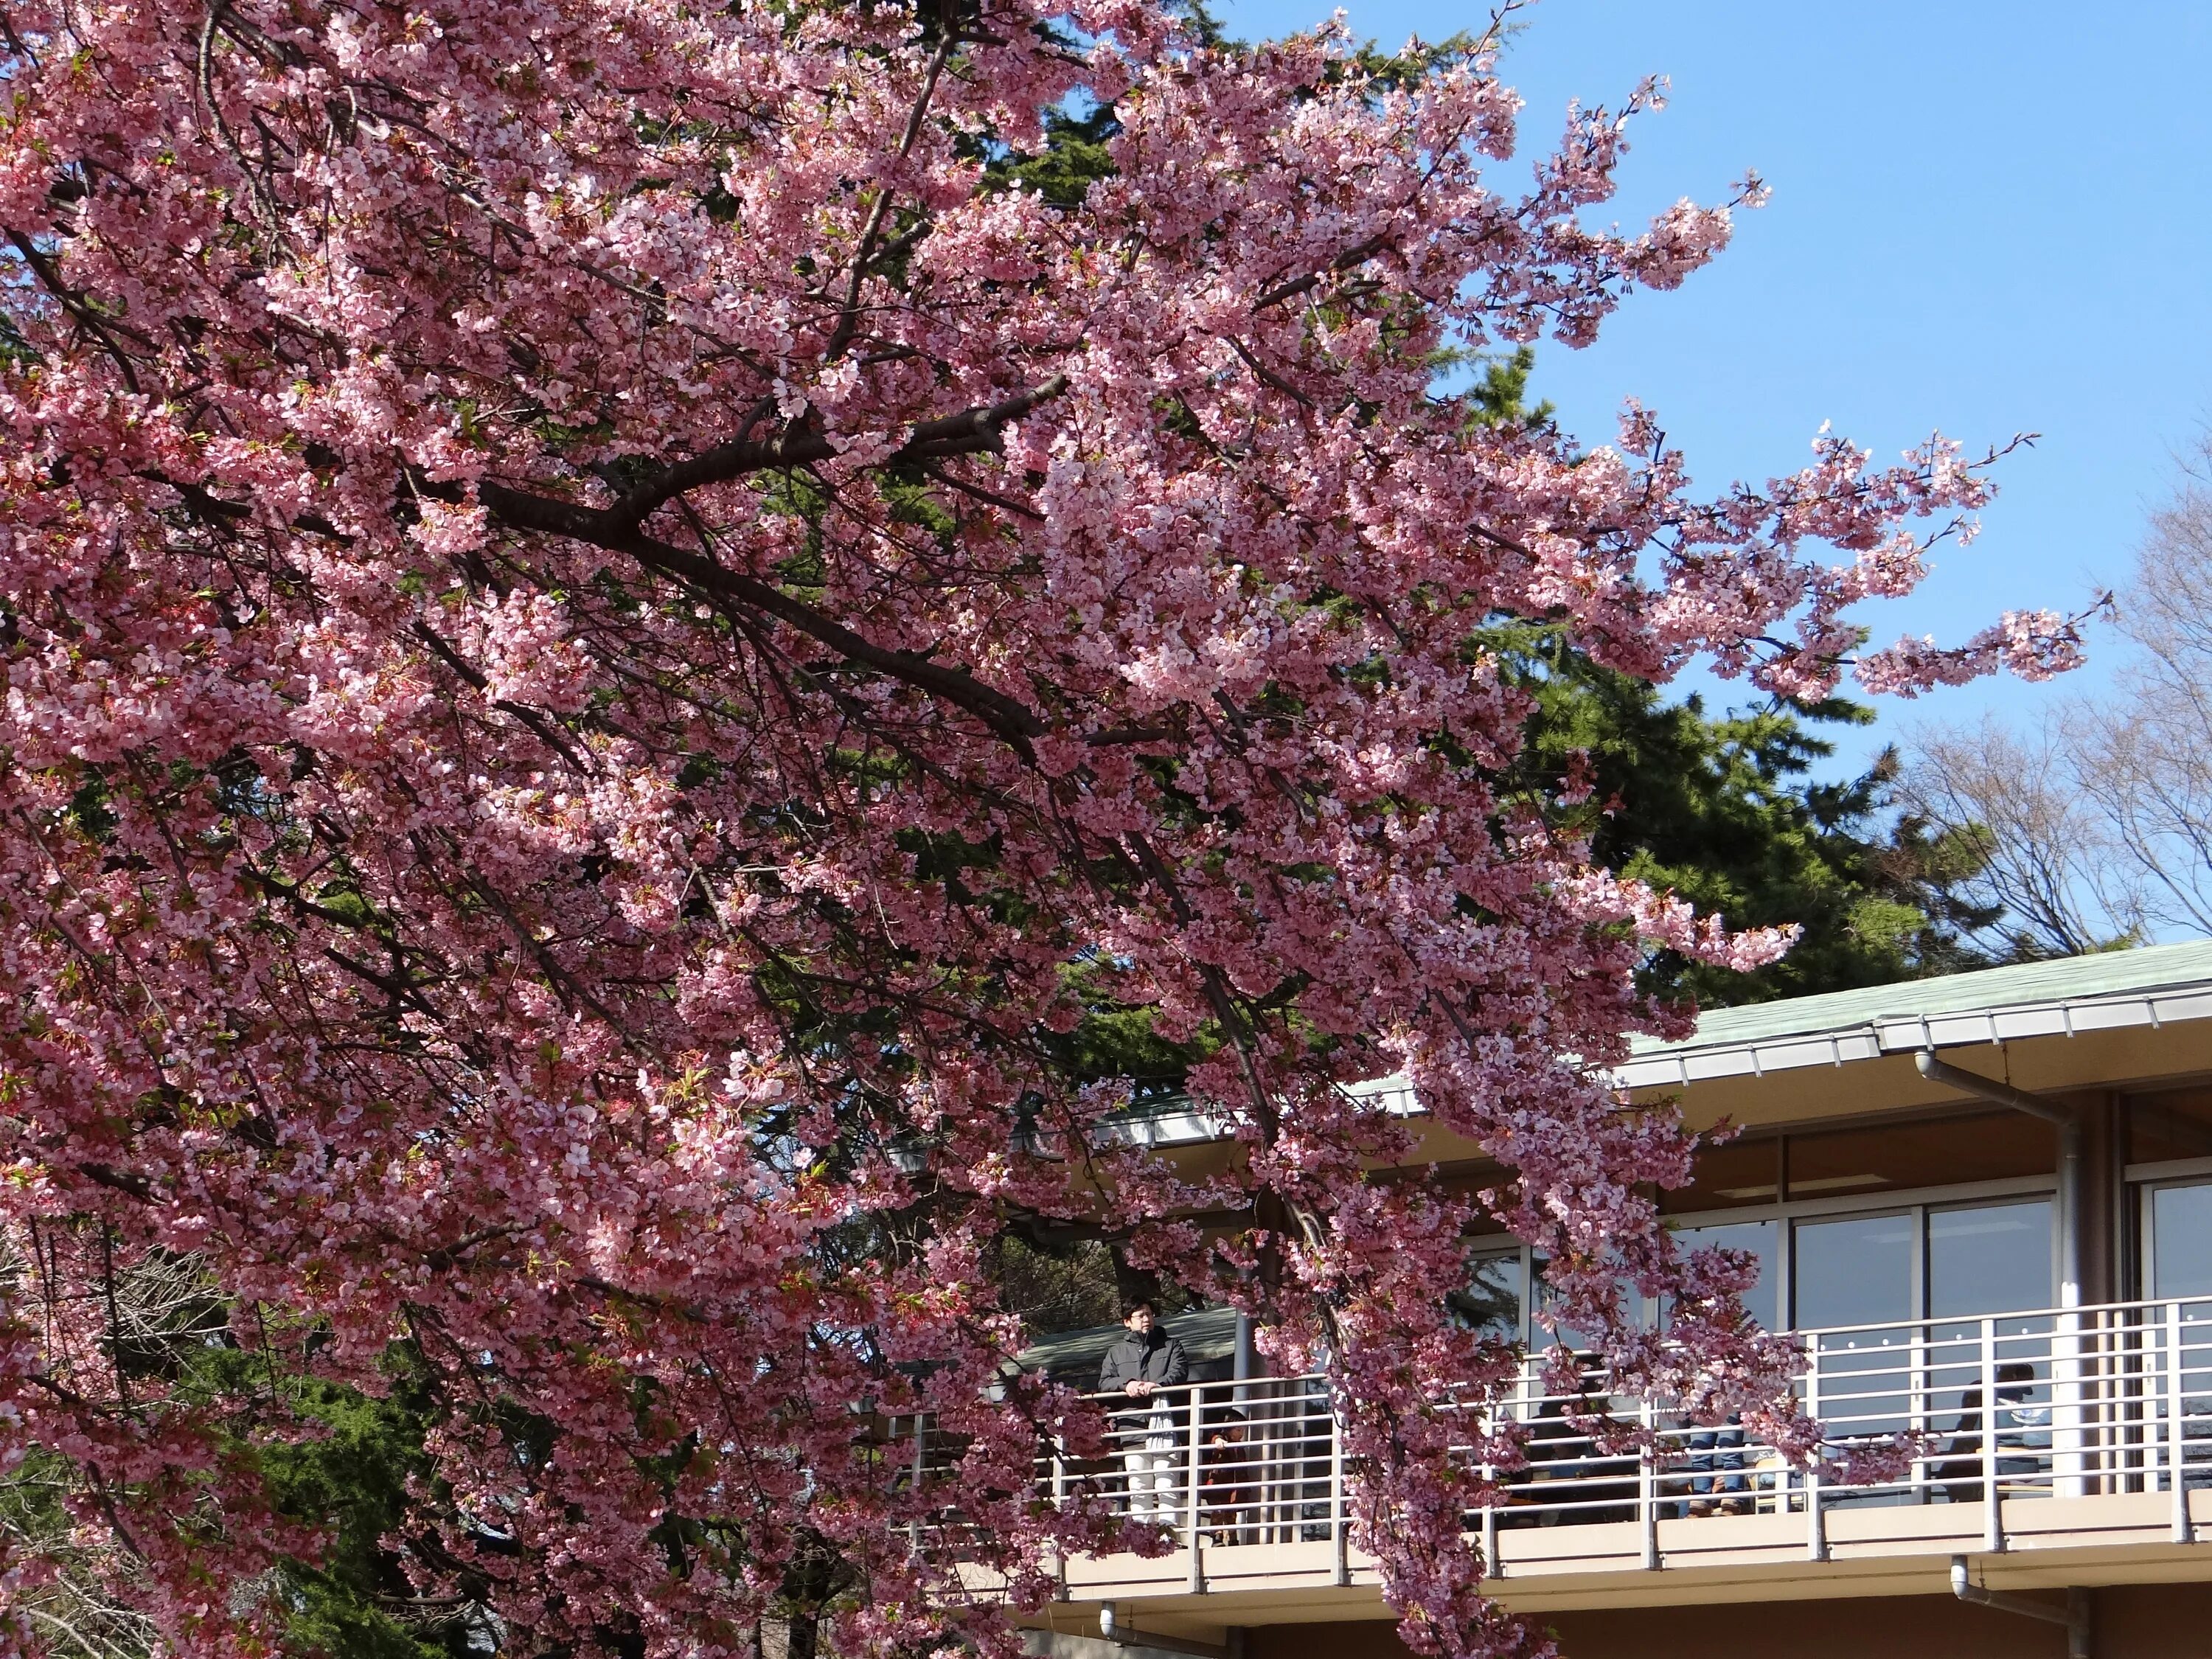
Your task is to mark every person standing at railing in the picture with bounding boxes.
[1099,1300,1189,1528]
[1683,1416,1749,1517]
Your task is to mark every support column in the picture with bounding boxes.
[1916,1053,2088,1496]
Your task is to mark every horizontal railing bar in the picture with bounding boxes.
[933,1295,2212,1573]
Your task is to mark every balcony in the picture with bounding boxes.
[931,1298,2212,1628]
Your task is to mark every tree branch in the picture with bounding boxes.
[821,26,956,363]
[470,381,1071,758]
[1250,232,1390,313]
[596,375,1067,533]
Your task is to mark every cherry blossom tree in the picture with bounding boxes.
[0,0,2080,1655]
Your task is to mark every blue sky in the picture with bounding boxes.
[1217,0,2212,772]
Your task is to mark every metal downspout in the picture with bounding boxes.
[1916,1051,2093,1515]
[1915,1051,2083,1308]
[1951,1557,2093,1658]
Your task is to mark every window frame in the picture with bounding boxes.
[1465,1173,2061,1339]
[2137,1173,2212,1301]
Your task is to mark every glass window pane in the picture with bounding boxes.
[1795,1213,1916,1453]
[1926,1200,2056,1438]
[1794,1213,1913,1329]
[1669,1220,1778,1331]
[1451,1249,1525,1340]
[1928,1200,2053,1318]
[2152,1183,2212,1300]
[1787,1111,2056,1201]
[1531,1254,1649,1351]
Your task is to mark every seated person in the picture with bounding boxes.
[1519,1393,1636,1526]
[1200,1405,1259,1545]
[1935,1362,2043,1503]
[1678,1416,1748,1518]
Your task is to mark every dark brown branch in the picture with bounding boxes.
[597,375,1068,532]
[919,461,1045,521]
[1085,724,1177,747]
[821,28,956,362]
[5,229,149,392]
[1250,232,1390,313]
[577,1273,707,1323]
[469,386,1074,759]
[625,535,1046,757]
[76,1163,155,1203]
[318,944,443,1022]
[489,483,1051,752]
[1221,335,1315,408]
[423,1222,529,1272]
[411,621,591,772]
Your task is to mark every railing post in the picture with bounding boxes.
[1330,1381,1349,1586]
[1639,1396,1659,1571]
[1981,1318,2003,1554]
[1187,1383,1206,1593]
[1255,1382,1277,1544]
[2055,1305,2087,1498]
[1481,1447,1500,1581]
[1048,1409,1070,1599]
[1909,1321,1930,1506]
[2168,1301,2193,1544]
[909,1411,927,1554]
[1804,1350,1826,1562]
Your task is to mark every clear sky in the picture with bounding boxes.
[1216,0,2212,771]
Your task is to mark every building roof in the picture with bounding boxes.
[1083,939,2212,1142]
[1615,936,2212,1091]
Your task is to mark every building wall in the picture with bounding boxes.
[1245,1585,2212,1659]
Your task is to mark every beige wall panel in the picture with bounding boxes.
[1247,1584,2212,1659]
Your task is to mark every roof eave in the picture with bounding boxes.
[1613,979,2212,1092]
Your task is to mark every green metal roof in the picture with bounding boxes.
[1634,938,2212,1054]
[1616,936,2212,1089]
[1063,942,2212,1137]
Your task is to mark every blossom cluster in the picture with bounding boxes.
[0,1,2070,1655]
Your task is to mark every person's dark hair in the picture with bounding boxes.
[1123,1298,1159,1321]
[1997,1362,2036,1385]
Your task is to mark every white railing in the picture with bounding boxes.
[900,1297,2212,1576]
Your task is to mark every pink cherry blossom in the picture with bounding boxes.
[0,2,2072,1655]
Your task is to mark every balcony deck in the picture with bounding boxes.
[953,1297,2212,1636]
[1043,1489,2212,1633]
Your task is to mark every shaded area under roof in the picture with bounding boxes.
[1016,1307,1241,1385]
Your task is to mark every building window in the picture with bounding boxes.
[1793,1211,1914,1329]
[1667,1219,1779,1331]
[1450,1248,1526,1341]
[1464,1195,2056,1343]
[1927,1198,2055,1319]
[2145,1180,2212,1300]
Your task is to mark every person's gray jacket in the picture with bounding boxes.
[1098,1329,1189,1429]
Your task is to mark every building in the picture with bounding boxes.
[1009,939,2212,1658]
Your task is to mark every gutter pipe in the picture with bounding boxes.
[1950,1557,2092,1658]
[1916,1051,2084,1309]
